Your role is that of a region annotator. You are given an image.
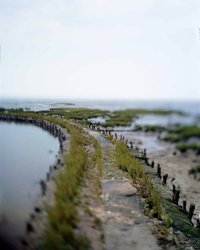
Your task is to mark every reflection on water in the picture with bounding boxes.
[135,114,197,127]
[113,131,170,153]
[0,121,59,242]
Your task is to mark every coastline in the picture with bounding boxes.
[0,116,71,250]
[1,114,200,249]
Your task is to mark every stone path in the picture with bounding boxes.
[81,128,161,250]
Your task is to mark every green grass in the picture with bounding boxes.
[188,165,200,175]
[102,109,184,127]
[44,108,109,121]
[144,125,167,132]
[6,108,24,113]
[36,107,185,128]
[44,122,89,250]
[134,125,142,131]
[176,143,200,152]
[102,112,135,127]
[164,126,200,142]
[56,103,74,105]
[114,140,163,219]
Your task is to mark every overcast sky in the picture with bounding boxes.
[0,0,200,100]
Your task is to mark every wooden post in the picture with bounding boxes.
[173,185,176,194]
[46,173,50,181]
[151,161,154,168]
[174,190,180,205]
[157,164,161,178]
[26,222,34,234]
[115,133,117,139]
[144,148,146,156]
[183,200,187,211]
[40,180,46,196]
[188,204,195,221]
[130,141,133,148]
[196,216,200,228]
[163,174,168,185]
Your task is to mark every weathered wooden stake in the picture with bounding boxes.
[173,184,176,194]
[196,216,200,228]
[174,190,180,205]
[46,173,50,181]
[157,164,161,178]
[144,148,146,156]
[26,222,34,234]
[183,200,187,211]
[40,180,46,196]
[130,141,133,148]
[163,174,168,185]
[151,161,154,168]
[188,204,195,221]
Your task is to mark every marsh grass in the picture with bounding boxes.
[114,141,163,219]
[176,143,200,152]
[46,108,109,121]
[164,126,200,142]
[33,107,185,128]
[188,165,200,175]
[144,125,167,132]
[101,109,184,127]
[56,103,74,105]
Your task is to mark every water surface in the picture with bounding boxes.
[0,121,59,243]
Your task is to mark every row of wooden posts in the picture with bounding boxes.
[0,115,67,235]
[0,115,66,143]
[99,129,200,229]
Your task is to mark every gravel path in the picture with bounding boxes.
[77,126,161,250]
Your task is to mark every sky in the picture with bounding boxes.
[0,0,200,100]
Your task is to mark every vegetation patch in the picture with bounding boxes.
[162,199,200,239]
[44,108,109,122]
[56,103,74,105]
[111,137,200,245]
[164,125,200,143]
[144,125,167,132]
[34,107,185,128]
[1,108,24,113]
[114,140,165,220]
[176,143,200,153]
[188,165,200,176]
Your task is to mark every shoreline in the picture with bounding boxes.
[0,116,71,250]
[1,114,200,249]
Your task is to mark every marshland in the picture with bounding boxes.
[1,1,200,249]
[0,99,200,250]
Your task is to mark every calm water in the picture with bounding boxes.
[1,98,200,115]
[0,121,59,243]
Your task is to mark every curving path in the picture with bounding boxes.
[73,123,161,250]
